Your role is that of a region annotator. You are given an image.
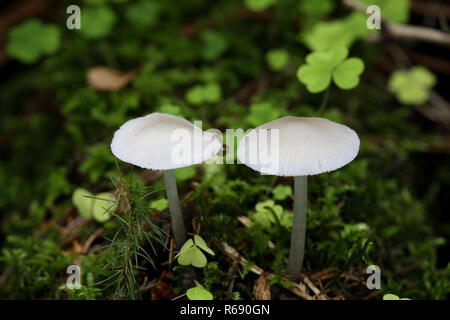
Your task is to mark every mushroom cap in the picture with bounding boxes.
[237,116,360,176]
[111,113,222,170]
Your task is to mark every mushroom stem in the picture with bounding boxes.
[287,175,308,281]
[164,169,187,249]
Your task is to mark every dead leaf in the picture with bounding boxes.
[71,239,84,254]
[150,281,174,300]
[253,272,271,300]
[87,66,136,91]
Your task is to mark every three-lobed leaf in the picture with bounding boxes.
[297,47,364,93]
[176,236,214,268]
[72,188,117,222]
[186,284,213,300]
[388,66,436,105]
[7,19,61,64]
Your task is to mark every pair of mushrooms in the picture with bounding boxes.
[111,113,359,280]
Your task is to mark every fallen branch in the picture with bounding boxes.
[343,0,450,46]
[236,216,327,299]
[220,241,317,300]
[82,228,104,254]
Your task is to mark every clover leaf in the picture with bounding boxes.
[175,165,197,182]
[301,13,373,51]
[81,5,117,39]
[272,185,292,200]
[246,102,281,127]
[176,235,214,268]
[245,0,277,12]
[383,293,411,300]
[266,49,289,71]
[149,198,168,211]
[253,200,291,228]
[7,19,61,64]
[186,281,213,300]
[297,47,364,93]
[186,83,222,105]
[388,66,436,106]
[72,188,117,222]
[157,104,183,117]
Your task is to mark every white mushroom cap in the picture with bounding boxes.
[237,116,360,176]
[111,113,222,170]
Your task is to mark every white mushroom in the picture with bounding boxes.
[237,116,359,280]
[111,113,222,248]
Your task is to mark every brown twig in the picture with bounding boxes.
[343,0,450,46]
[82,228,104,254]
[220,241,316,300]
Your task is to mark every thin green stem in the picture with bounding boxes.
[287,175,308,281]
[164,169,186,248]
[316,87,330,115]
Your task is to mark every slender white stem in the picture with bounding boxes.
[164,169,186,248]
[287,175,308,281]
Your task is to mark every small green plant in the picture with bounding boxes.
[81,5,117,39]
[383,293,411,300]
[186,281,214,300]
[246,102,281,127]
[252,200,292,229]
[272,185,293,201]
[388,66,436,106]
[176,235,215,268]
[186,83,222,105]
[149,198,169,211]
[72,188,117,223]
[301,13,370,51]
[297,47,364,93]
[7,19,61,64]
[102,175,167,299]
[266,49,289,71]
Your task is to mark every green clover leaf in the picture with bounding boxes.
[272,185,292,200]
[266,49,289,71]
[178,246,207,268]
[332,58,365,90]
[72,188,94,219]
[186,282,213,300]
[383,293,411,300]
[7,19,61,64]
[149,198,168,211]
[72,188,117,222]
[297,47,364,93]
[176,236,214,268]
[252,200,293,229]
[194,235,215,256]
[301,12,374,51]
[81,5,117,39]
[388,66,436,105]
[246,102,281,127]
[175,165,197,182]
[157,104,183,117]
[186,83,222,105]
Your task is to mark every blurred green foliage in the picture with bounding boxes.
[0,0,448,300]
